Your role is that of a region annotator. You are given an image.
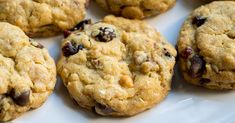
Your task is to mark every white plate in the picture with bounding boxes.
[14,0,235,123]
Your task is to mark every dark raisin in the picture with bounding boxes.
[62,42,84,57]
[93,27,116,42]
[192,16,207,27]
[181,47,193,59]
[10,90,30,106]
[71,19,91,31]
[62,42,78,57]
[64,19,91,38]
[95,103,115,114]
[63,30,72,38]
[163,48,171,57]
[189,55,205,78]
[200,78,210,85]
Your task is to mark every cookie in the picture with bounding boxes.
[0,0,88,37]
[57,15,176,116]
[95,0,175,19]
[0,22,56,121]
[201,0,235,2]
[177,1,235,90]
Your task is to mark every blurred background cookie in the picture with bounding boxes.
[94,0,176,19]
[0,0,89,37]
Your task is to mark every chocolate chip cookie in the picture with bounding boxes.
[177,1,235,90]
[57,15,176,116]
[95,0,175,19]
[0,22,56,121]
[0,0,88,37]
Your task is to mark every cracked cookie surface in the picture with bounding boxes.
[95,0,175,19]
[0,22,56,121]
[177,1,235,90]
[57,15,176,116]
[0,0,87,37]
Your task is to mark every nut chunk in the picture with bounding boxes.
[119,75,134,88]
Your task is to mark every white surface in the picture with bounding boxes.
[14,0,235,123]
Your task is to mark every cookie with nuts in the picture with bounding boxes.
[0,22,56,121]
[95,0,175,19]
[57,15,176,116]
[0,0,88,37]
[177,1,235,90]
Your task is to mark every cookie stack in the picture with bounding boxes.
[0,0,234,121]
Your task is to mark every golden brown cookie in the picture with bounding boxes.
[95,0,175,19]
[57,15,176,116]
[0,22,56,121]
[177,1,235,90]
[0,0,88,37]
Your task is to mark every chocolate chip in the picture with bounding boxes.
[95,103,115,114]
[29,39,44,49]
[62,41,84,57]
[181,47,193,59]
[63,30,72,38]
[71,19,91,31]
[189,55,205,78]
[93,27,116,42]
[192,16,207,27]
[11,90,30,106]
